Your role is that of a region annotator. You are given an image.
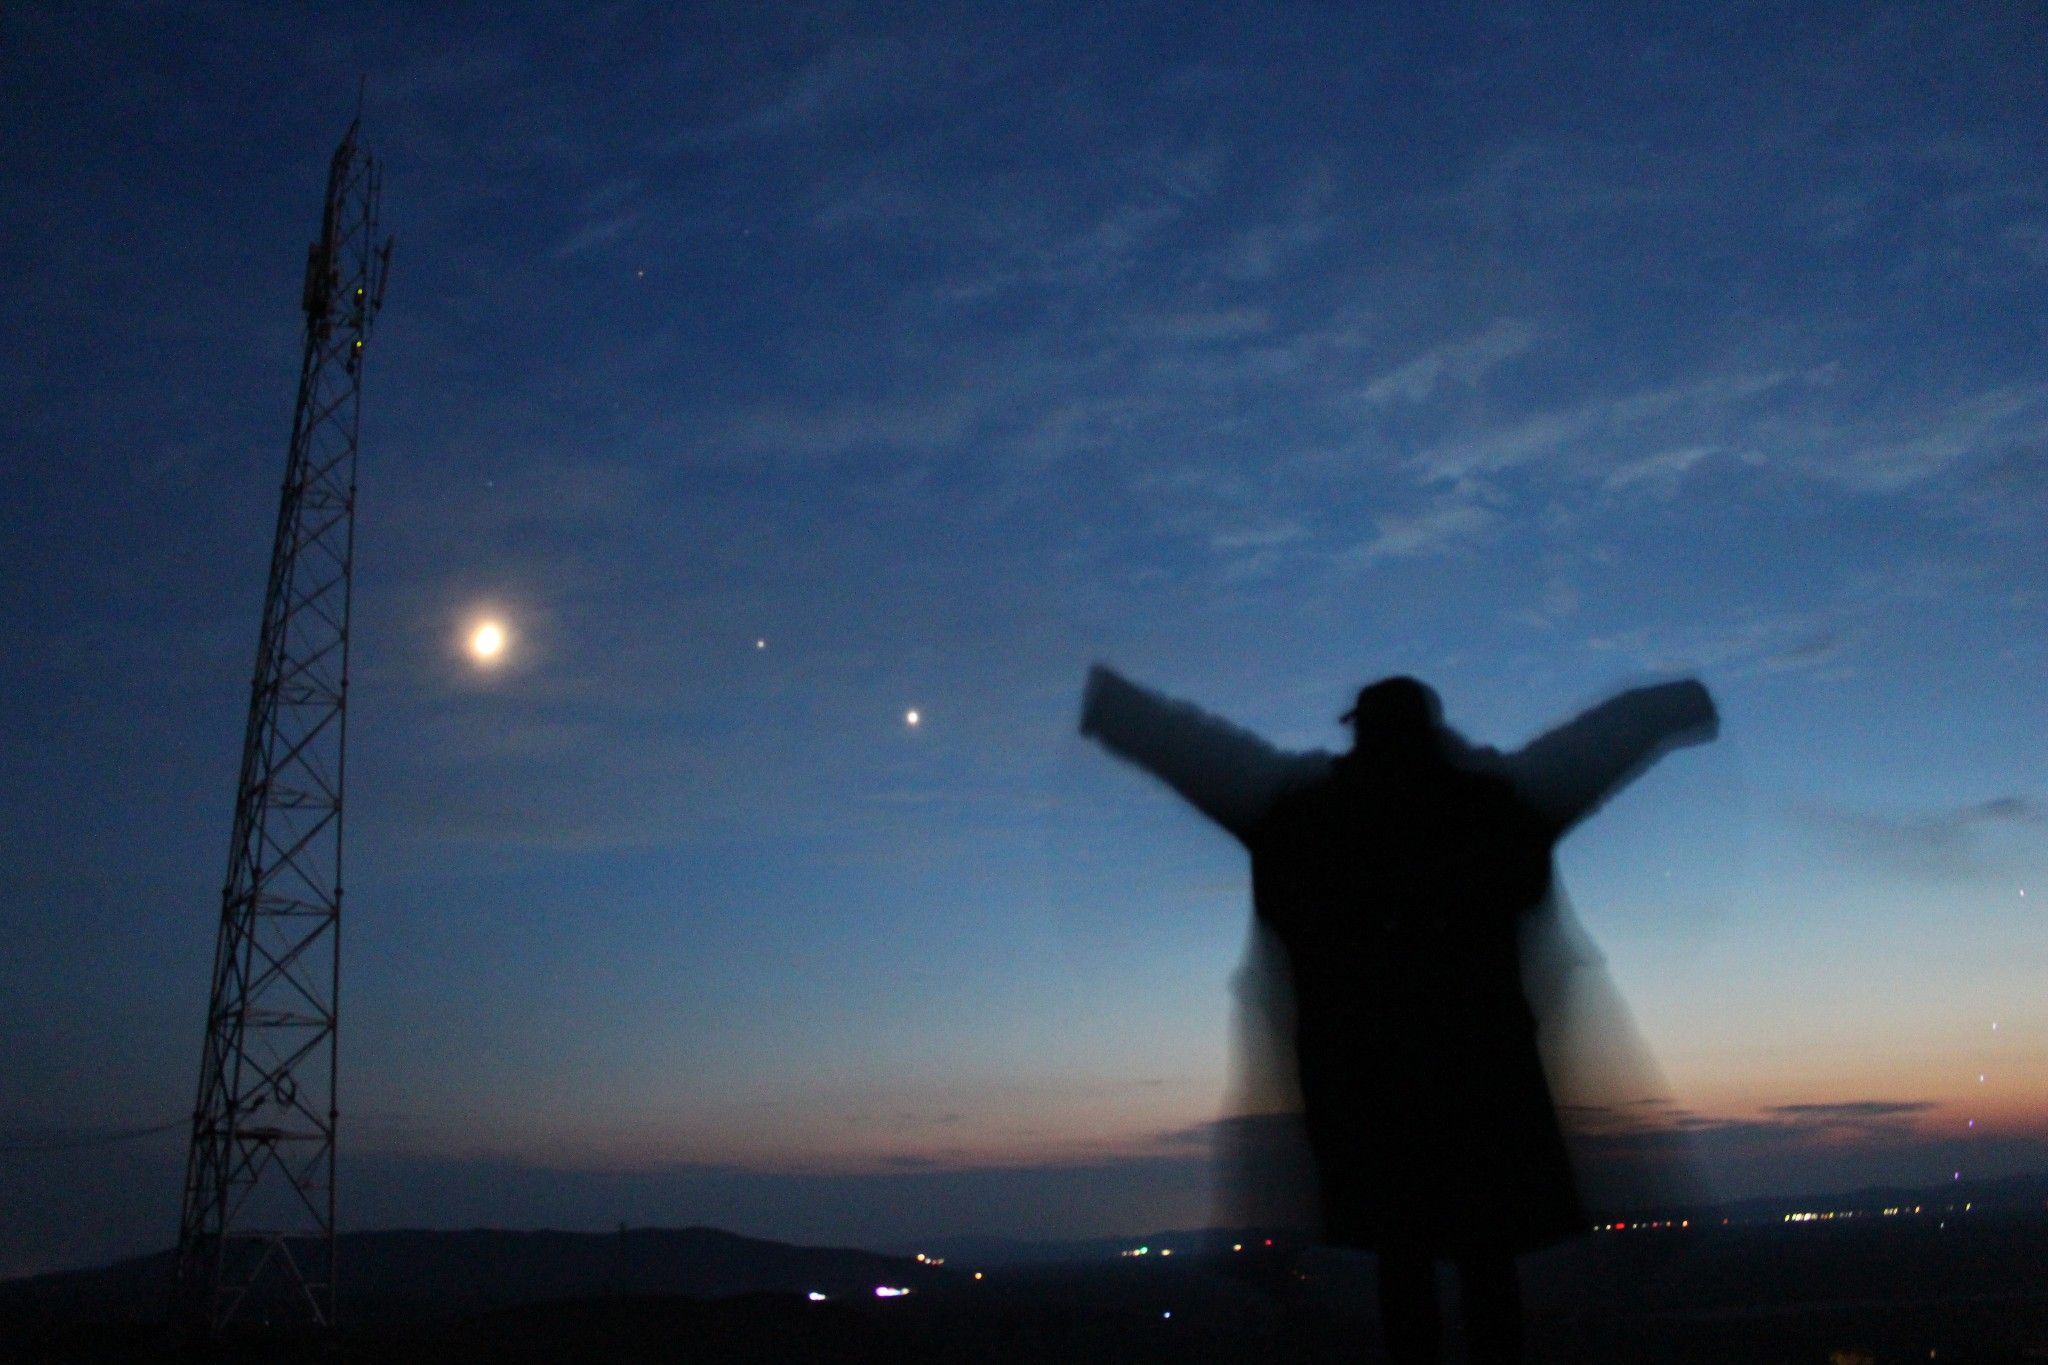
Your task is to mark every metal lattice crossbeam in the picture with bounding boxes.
[175,118,390,1337]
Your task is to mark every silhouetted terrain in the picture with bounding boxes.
[0,1226,930,1331]
[6,1177,2048,1362]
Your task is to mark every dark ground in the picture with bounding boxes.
[6,1214,2048,1363]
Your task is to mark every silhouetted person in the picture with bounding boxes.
[1079,666,1718,1364]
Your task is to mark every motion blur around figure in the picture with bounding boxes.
[1079,666,1718,1364]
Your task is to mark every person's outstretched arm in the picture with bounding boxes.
[1508,679,1719,835]
[1079,664,1321,841]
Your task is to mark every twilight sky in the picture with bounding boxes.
[2,2,2044,1277]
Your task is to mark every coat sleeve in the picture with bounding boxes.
[1506,679,1719,835]
[1078,664,1318,841]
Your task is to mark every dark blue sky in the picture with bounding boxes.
[2,2,2044,1275]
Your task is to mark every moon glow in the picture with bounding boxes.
[469,620,507,663]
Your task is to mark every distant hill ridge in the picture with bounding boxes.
[7,1168,2047,1327]
[910,1167,2048,1265]
[0,1226,937,1326]
[1711,1167,2048,1225]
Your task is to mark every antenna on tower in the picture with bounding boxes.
[173,112,391,1338]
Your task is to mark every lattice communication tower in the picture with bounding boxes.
[174,117,391,1334]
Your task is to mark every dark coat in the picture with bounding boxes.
[1079,666,1717,1255]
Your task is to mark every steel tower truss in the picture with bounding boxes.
[175,119,390,1334]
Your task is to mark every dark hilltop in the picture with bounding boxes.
[7,1173,2048,1363]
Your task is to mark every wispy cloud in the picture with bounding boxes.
[1408,368,1804,488]
[1509,571,1584,630]
[1815,383,2048,494]
[1209,520,1310,553]
[1358,318,1537,406]
[716,392,981,463]
[1763,1100,1936,1126]
[1348,498,1495,566]
[938,140,1233,298]
[1602,445,1717,496]
[1805,795,2044,882]
[1377,358,2045,539]
[1207,170,1335,281]
[698,33,963,143]
[1565,1098,1941,1153]
[1588,613,1855,679]
[1121,306,1273,344]
[554,210,637,258]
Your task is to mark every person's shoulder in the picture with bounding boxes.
[1252,749,1338,815]
[1291,747,1338,777]
[1444,735,1507,773]
[1448,748,1547,823]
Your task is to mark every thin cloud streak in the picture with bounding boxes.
[1804,796,2044,883]
[1358,318,1537,406]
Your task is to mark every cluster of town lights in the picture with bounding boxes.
[805,1200,2016,1315]
[1594,1218,1690,1231]
[1785,1203,1970,1222]
[805,1254,984,1305]
[1123,1237,1273,1259]
[1586,1201,1992,1232]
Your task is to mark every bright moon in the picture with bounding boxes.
[470,621,506,663]
[905,709,921,727]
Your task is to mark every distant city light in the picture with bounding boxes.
[1598,1217,1694,1231]
[973,1272,983,1281]
[807,1291,827,1302]
[1162,1311,1173,1319]
[875,1286,910,1298]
